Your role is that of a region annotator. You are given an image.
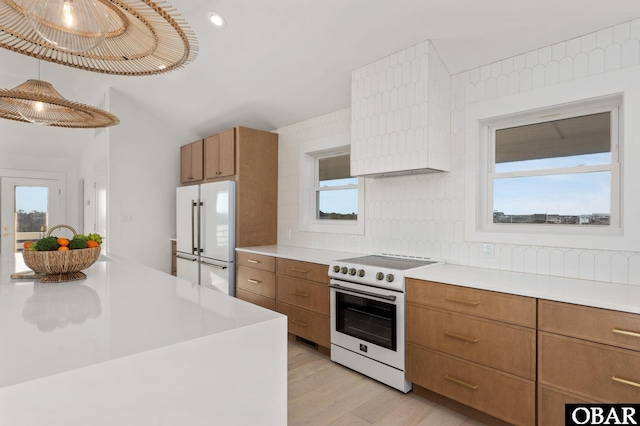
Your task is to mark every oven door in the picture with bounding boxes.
[329,279,405,370]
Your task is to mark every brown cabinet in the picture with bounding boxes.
[538,300,640,425]
[180,139,203,184]
[276,258,330,349]
[204,129,235,179]
[180,127,278,249]
[235,252,276,311]
[406,279,536,426]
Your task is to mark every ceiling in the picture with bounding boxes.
[0,0,639,159]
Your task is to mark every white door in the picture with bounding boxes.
[0,177,65,255]
[176,185,199,255]
[200,181,235,262]
[176,255,199,286]
[200,258,232,295]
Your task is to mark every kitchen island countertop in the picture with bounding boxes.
[238,244,640,315]
[0,252,287,425]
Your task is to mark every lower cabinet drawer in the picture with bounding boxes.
[407,343,535,426]
[407,305,536,379]
[538,384,600,426]
[276,275,329,316]
[276,302,329,348]
[236,266,276,298]
[236,289,275,311]
[539,332,640,402]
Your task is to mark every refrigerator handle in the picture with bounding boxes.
[176,254,198,262]
[191,200,197,255]
[197,200,203,254]
[200,259,228,269]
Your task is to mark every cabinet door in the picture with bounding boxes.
[204,130,235,179]
[190,139,203,181]
[180,143,192,184]
[218,128,235,177]
[181,140,203,184]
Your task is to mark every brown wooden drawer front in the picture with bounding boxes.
[538,384,600,426]
[236,288,275,311]
[406,279,536,328]
[539,299,640,352]
[277,258,328,284]
[236,266,276,298]
[276,302,330,347]
[539,332,640,402]
[407,305,536,379]
[236,252,276,272]
[276,275,329,316]
[407,343,535,426]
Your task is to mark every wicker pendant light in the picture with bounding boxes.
[0,0,197,75]
[0,78,120,128]
[17,0,122,53]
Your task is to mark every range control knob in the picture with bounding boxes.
[332,265,340,273]
[375,272,384,280]
[348,268,357,276]
[386,274,395,282]
[340,266,348,274]
[357,269,365,277]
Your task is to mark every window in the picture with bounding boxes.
[300,133,364,234]
[316,153,358,220]
[482,96,620,235]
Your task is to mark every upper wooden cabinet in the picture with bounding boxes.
[179,126,278,248]
[180,139,203,184]
[204,128,235,179]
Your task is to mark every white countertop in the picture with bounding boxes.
[0,252,287,425]
[236,244,364,265]
[237,244,640,315]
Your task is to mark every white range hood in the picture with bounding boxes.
[350,40,451,178]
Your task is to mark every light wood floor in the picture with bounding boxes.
[288,340,486,426]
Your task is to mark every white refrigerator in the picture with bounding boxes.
[176,180,235,295]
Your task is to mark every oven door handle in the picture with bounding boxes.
[329,284,397,302]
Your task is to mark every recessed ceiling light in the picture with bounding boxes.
[208,11,226,27]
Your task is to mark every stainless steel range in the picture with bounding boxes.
[328,254,443,392]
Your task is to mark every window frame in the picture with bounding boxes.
[464,88,626,251]
[314,152,358,221]
[299,133,364,234]
[485,101,620,233]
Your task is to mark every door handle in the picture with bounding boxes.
[329,283,397,302]
[191,200,197,254]
[200,260,227,269]
[176,254,197,262]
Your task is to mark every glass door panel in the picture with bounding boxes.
[15,186,49,252]
[1,176,64,255]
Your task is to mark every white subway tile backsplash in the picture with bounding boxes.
[566,37,582,57]
[581,32,597,53]
[605,44,622,71]
[579,252,595,281]
[594,252,612,282]
[573,52,589,79]
[532,64,545,88]
[597,27,614,48]
[611,253,629,284]
[559,57,573,82]
[277,18,640,286]
[589,48,605,74]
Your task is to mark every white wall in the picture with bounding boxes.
[107,89,199,272]
[0,151,80,232]
[277,18,640,286]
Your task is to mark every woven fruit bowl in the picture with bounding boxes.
[22,225,101,283]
